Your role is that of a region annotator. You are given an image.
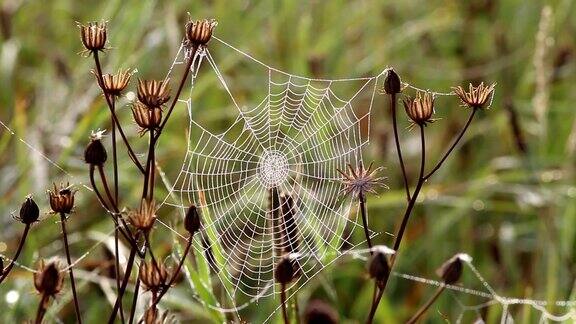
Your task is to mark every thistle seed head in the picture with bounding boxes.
[84,130,108,166]
[132,102,163,134]
[383,68,402,94]
[17,195,40,225]
[185,18,217,46]
[47,183,75,214]
[337,162,386,200]
[128,199,157,232]
[79,22,107,53]
[139,261,168,293]
[452,82,495,109]
[184,205,201,236]
[98,69,131,97]
[403,91,435,126]
[34,260,65,297]
[137,79,171,108]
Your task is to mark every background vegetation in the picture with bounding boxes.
[0,0,575,322]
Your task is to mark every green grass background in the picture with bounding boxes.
[1,0,575,323]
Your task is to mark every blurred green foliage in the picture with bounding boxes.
[1,0,575,323]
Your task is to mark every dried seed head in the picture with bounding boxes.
[184,205,201,236]
[337,162,386,200]
[304,299,339,324]
[132,102,163,133]
[17,195,40,224]
[368,245,395,283]
[403,91,435,126]
[275,255,296,285]
[137,79,171,108]
[139,261,168,293]
[383,68,402,94]
[128,199,157,232]
[452,82,495,109]
[47,183,75,214]
[79,22,107,53]
[185,19,217,46]
[84,130,108,166]
[34,260,64,297]
[99,69,131,96]
[437,253,469,285]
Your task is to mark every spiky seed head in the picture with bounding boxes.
[437,253,466,285]
[368,245,394,284]
[98,69,131,96]
[132,102,163,133]
[139,261,168,293]
[84,130,107,166]
[34,260,65,296]
[128,199,156,232]
[275,255,296,285]
[184,205,201,236]
[304,299,339,324]
[185,19,217,46]
[17,195,40,225]
[47,183,75,214]
[337,162,386,200]
[79,22,107,53]
[452,82,495,109]
[403,91,435,126]
[137,79,171,108]
[383,68,402,94]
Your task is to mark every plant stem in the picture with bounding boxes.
[128,276,141,324]
[35,294,50,324]
[0,224,30,284]
[114,228,125,324]
[153,236,193,307]
[366,284,384,324]
[390,93,411,201]
[406,286,445,324]
[359,193,373,253]
[424,109,476,180]
[109,247,137,323]
[60,212,82,324]
[280,283,290,324]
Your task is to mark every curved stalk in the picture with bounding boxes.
[406,286,445,324]
[60,212,82,324]
[0,224,31,284]
[390,93,411,201]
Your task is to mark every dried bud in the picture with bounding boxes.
[17,195,40,224]
[34,260,64,297]
[304,299,339,324]
[79,22,107,53]
[84,130,107,165]
[99,69,131,96]
[368,245,395,283]
[139,261,168,293]
[137,79,171,108]
[402,91,435,126]
[47,183,75,214]
[132,102,163,133]
[275,255,296,285]
[383,69,402,94]
[128,199,156,232]
[185,19,217,46]
[452,82,495,109]
[437,253,468,285]
[184,205,201,236]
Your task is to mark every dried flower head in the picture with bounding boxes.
[84,130,107,166]
[403,91,435,126]
[139,261,168,293]
[304,299,339,324]
[368,245,395,285]
[16,195,40,225]
[34,260,65,297]
[47,183,75,214]
[452,82,495,109]
[137,79,171,108]
[383,68,402,94]
[184,205,201,236]
[128,199,157,232]
[98,69,131,96]
[185,19,217,46]
[275,254,300,285]
[337,162,386,200]
[79,22,107,53]
[437,253,470,285]
[132,102,163,134]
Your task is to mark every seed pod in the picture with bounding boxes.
[184,205,201,236]
[437,253,466,285]
[34,260,64,297]
[304,299,339,324]
[128,200,156,232]
[383,69,402,94]
[137,79,171,108]
[18,195,40,224]
[47,183,75,214]
[84,131,107,166]
[275,255,296,285]
[402,91,435,125]
[452,82,495,109]
[79,22,107,52]
[139,261,168,293]
[132,102,163,133]
[99,69,131,96]
[185,19,217,46]
[368,245,395,283]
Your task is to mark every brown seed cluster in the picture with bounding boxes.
[452,82,495,109]
[383,68,402,94]
[437,253,465,285]
[274,254,298,285]
[17,195,40,225]
[368,245,395,286]
[48,183,76,214]
[338,163,386,200]
[128,199,157,232]
[99,69,131,97]
[403,91,435,126]
[137,79,171,108]
[79,22,107,53]
[139,261,169,293]
[84,130,108,166]
[34,260,65,297]
[184,205,201,236]
[132,102,163,134]
[185,19,217,46]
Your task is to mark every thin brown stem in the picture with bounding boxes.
[424,109,476,180]
[60,212,82,324]
[0,224,30,284]
[114,227,125,324]
[109,247,137,323]
[280,283,290,324]
[35,294,50,324]
[390,93,411,201]
[406,286,445,324]
[359,193,373,253]
[128,276,141,324]
[366,285,384,324]
[92,51,144,173]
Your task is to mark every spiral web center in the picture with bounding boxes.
[258,150,289,188]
